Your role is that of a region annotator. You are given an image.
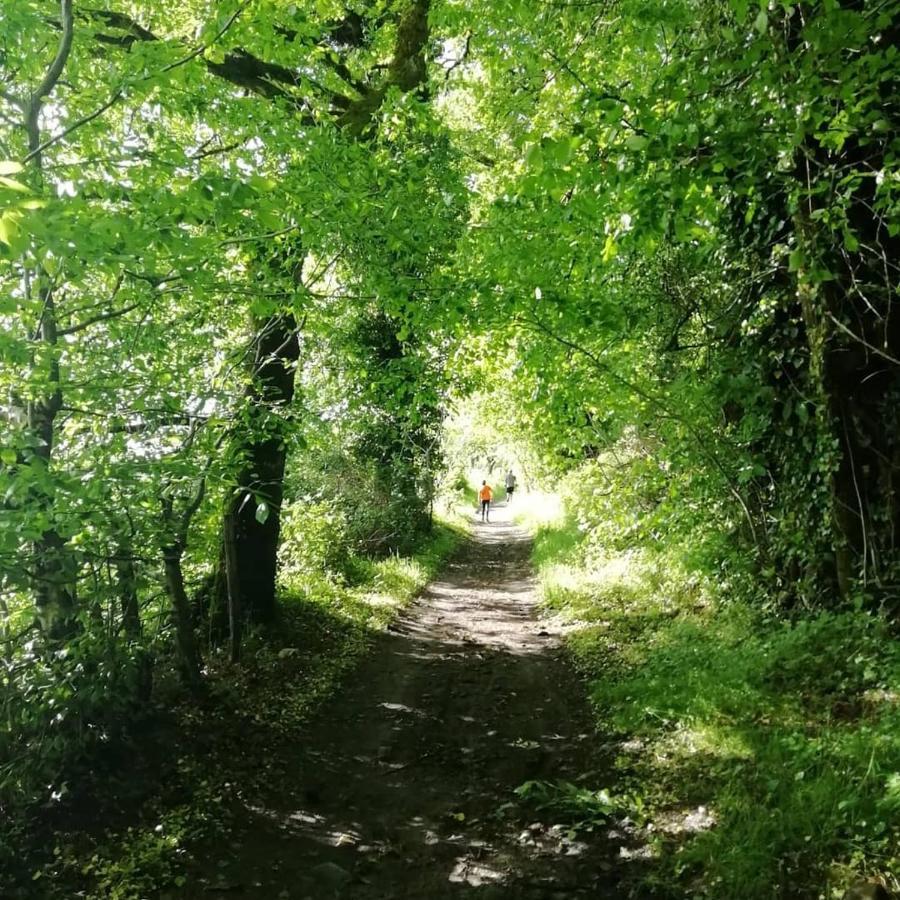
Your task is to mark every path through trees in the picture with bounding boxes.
[193,505,631,899]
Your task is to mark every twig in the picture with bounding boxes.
[828,313,900,367]
[23,88,123,164]
[158,2,251,76]
[220,223,301,247]
[57,300,142,336]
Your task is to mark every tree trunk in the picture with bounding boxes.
[216,313,299,628]
[27,271,78,638]
[115,543,141,640]
[793,125,900,602]
[115,542,153,700]
[222,506,242,662]
[21,2,78,638]
[777,1,900,604]
[162,545,203,692]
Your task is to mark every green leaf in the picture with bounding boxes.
[524,143,543,172]
[0,176,30,194]
[0,213,20,246]
[204,45,226,65]
[625,135,648,152]
[255,501,270,525]
[732,0,749,19]
[602,233,617,263]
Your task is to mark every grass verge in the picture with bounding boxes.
[528,510,900,900]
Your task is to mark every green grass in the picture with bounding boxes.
[530,516,900,899]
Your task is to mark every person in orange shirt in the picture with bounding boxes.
[478,480,493,522]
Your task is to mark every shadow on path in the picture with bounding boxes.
[188,507,641,899]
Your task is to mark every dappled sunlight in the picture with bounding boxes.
[588,551,642,588]
[238,767,649,894]
[668,722,755,762]
[530,482,900,898]
[361,591,405,610]
[448,857,507,886]
[651,805,716,837]
[2,0,893,897]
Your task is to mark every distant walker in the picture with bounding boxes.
[505,470,517,503]
[478,480,493,522]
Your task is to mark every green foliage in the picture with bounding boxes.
[515,779,619,832]
[43,795,227,900]
[444,0,900,609]
[0,633,149,817]
[278,500,350,580]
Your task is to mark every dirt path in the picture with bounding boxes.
[193,506,627,899]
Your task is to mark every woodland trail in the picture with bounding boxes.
[192,505,633,899]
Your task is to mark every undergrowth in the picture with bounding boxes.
[523,464,900,900]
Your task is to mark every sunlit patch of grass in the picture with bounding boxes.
[666,722,755,763]
[513,490,565,535]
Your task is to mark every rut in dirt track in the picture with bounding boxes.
[195,505,637,899]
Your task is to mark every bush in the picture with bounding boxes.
[278,501,351,585]
[0,631,148,814]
